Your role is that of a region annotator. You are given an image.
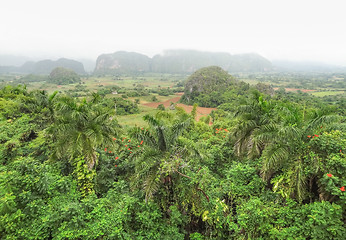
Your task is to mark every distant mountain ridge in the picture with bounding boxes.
[0,58,85,74]
[5,51,346,75]
[95,51,151,74]
[94,50,273,74]
[272,60,346,72]
[0,54,33,67]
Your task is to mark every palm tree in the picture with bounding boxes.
[233,91,276,158]
[130,111,204,203]
[27,90,58,126]
[260,102,339,201]
[233,93,340,202]
[48,95,119,170]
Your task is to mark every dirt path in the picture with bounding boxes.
[143,93,216,121]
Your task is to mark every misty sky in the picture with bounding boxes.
[1,0,346,64]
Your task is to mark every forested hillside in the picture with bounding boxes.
[0,70,345,239]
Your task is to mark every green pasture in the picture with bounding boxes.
[26,81,78,93]
[117,93,179,127]
[311,90,345,97]
[22,74,183,94]
[127,93,177,103]
[85,75,182,89]
[117,105,158,127]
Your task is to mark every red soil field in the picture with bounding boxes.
[143,93,216,121]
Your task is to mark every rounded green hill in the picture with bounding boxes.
[181,66,236,106]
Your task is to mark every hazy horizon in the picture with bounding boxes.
[2,0,346,65]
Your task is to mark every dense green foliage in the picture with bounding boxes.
[181,66,250,108]
[0,74,345,239]
[48,67,81,85]
[113,97,140,115]
[17,74,49,83]
[236,72,346,90]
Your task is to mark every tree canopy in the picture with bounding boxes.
[48,67,81,85]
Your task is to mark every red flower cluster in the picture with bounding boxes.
[308,134,320,139]
[104,136,146,168]
[327,173,333,177]
[215,128,229,136]
[340,186,345,192]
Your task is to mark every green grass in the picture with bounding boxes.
[311,91,345,97]
[117,105,158,127]
[115,93,177,104]
[116,93,179,127]
[22,73,183,94]
[84,76,178,89]
[149,94,178,102]
[26,81,80,93]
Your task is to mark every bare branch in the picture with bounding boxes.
[175,169,192,179]
[197,187,210,202]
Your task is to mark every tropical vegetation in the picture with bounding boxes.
[0,66,345,239]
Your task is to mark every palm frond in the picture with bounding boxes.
[155,110,174,121]
[306,114,340,131]
[143,172,160,203]
[169,118,191,146]
[129,126,157,148]
[143,114,161,128]
[291,159,306,202]
[261,145,290,180]
[277,125,302,141]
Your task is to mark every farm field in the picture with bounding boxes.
[118,92,215,127]
[2,71,345,128]
[143,93,216,120]
[19,73,186,94]
[116,105,157,127]
[2,71,345,97]
[311,90,345,97]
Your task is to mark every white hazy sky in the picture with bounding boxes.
[1,0,346,64]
